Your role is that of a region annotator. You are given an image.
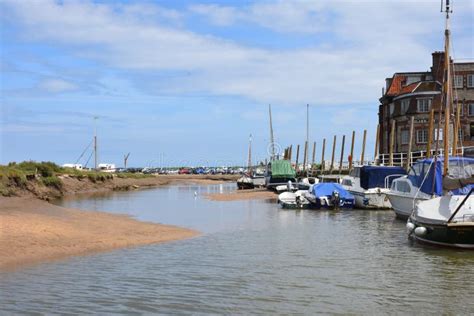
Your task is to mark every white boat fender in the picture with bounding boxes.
[414,226,427,237]
[406,222,415,234]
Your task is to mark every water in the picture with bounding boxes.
[2,183,474,314]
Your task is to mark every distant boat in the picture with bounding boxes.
[279,182,354,210]
[342,166,406,209]
[265,159,297,190]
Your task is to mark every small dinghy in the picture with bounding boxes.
[305,183,355,210]
[278,190,311,209]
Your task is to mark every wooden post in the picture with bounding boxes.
[374,124,380,165]
[339,135,346,174]
[312,141,316,168]
[389,120,396,166]
[330,135,336,173]
[321,138,326,173]
[289,145,293,162]
[295,144,300,172]
[360,129,367,166]
[406,116,415,170]
[349,131,355,172]
[452,104,461,156]
[303,141,308,172]
[426,108,434,158]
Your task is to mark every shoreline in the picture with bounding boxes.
[0,175,237,270]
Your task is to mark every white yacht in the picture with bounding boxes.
[341,166,406,209]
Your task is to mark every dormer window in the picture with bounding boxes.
[417,98,431,112]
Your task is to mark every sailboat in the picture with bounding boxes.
[407,0,474,248]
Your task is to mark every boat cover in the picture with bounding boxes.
[359,166,406,190]
[271,160,296,178]
[408,157,474,196]
[311,183,354,200]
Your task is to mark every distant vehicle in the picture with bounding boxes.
[193,167,205,174]
[98,163,116,173]
[179,168,190,174]
[62,163,83,170]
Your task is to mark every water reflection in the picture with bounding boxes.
[2,183,474,314]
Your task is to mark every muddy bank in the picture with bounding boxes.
[0,196,199,270]
[205,188,277,201]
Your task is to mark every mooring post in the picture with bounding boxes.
[312,141,316,172]
[349,131,355,172]
[361,129,367,166]
[374,124,380,166]
[295,144,300,172]
[289,145,293,162]
[407,116,414,170]
[427,108,434,158]
[339,135,346,174]
[303,141,308,173]
[389,120,395,166]
[330,135,336,174]
[321,138,326,174]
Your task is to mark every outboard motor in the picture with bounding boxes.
[287,180,292,192]
[331,190,341,210]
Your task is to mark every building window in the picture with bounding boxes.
[401,130,409,144]
[416,130,428,144]
[469,104,474,116]
[417,98,431,112]
[434,128,443,141]
[401,99,410,114]
[458,128,463,142]
[389,103,394,116]
[454,75,463,88]
[468,74,474,88]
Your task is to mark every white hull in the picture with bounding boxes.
[386,193,428,219]
[348,190,392,209]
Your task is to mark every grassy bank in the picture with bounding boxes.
[0,161,152,198]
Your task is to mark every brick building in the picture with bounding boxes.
[378,51,474,155]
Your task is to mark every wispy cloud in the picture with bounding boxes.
[38,78,77,93]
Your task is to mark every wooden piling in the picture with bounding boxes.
[339,135,346,174]
[426,108,434,158]
[349,131,355,172]
[407,116,414,170]
[295,144,300,172]
[312,141,316,169]
[452,104,461,156]
[389,120,396,166]
[360,129,367,166]
[289,145,293,162]
[374,124,380,165]
[321,138,326,173]
[330,135,336,174]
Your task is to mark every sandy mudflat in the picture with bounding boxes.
[205,189,277,201]
[0,196,198,270]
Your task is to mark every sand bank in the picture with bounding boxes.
[205,189,277,201]
[0,196,198,270]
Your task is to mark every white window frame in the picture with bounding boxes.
[401,99,410,114]
[416,129,428,144]
[401,130,409,145]
[417,98,431,113]
[454,75,463,88]
[469,104,474,116]
[434,128,443,141]
[468,74,474,88]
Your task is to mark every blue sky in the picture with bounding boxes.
[1,0,473,167]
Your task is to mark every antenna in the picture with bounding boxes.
[441,0,453,16]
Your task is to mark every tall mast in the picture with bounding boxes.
[442,0,452,176]
[247,134,252,174]
[94,116,98,171]
[269,104,275,160]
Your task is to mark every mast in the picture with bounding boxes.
[94,116,98,171]
[269,104,275,160]
[247,134,252,174]
[305,104,309,168]
[442,0,452,176]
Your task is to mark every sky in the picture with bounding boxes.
[1,0,473,167]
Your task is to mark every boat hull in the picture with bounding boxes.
[386,193,427,219]
[409,217,474,249]
[348,190,392,209]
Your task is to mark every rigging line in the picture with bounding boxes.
[84,150,94,169]
[411,158,436,217]
[75,139,94,165]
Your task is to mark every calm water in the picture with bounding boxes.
[2,183,474,314]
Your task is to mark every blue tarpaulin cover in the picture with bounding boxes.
[359,166,406,190]
[408,157,474,196]
[312,183,354,201]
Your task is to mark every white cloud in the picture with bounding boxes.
[39,78,77,93]
[3,0,473,106]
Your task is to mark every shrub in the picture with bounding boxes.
[41,176,63,190]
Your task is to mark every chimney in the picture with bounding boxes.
[431,51,444,82]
